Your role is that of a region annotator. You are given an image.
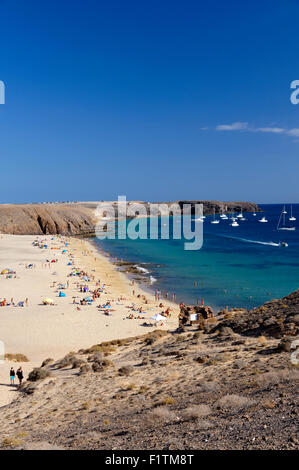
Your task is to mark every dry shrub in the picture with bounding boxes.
[118,365,134,376]
[151,406,175,421]
[216,394,253,411]
[41,358,54,368]
[144,336,156,345]
[156,396,175,406]
[257,369,299,388]
[28,367,51,382]
[79,364,91,375]
[2,437,23,448]
[84,344,116,355]
[56,354,77,369]
[72,358,85,369]
[181,404,211,421]
[88,352,103,362]
[198,420,214,430]
[5,353,29,362]
[92,359,114,372]
[197,380,219,392]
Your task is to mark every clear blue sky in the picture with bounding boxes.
[0,0,299,203]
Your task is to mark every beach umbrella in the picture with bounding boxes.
[59,291,66,297]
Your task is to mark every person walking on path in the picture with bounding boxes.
[10,367,15,386]
[16,367,23,387]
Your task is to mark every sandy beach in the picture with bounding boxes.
[0,234,178,407]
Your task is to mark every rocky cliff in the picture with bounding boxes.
[0,204,96,235]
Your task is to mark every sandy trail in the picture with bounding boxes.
[0,234,178,407]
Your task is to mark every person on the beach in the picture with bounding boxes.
[10,367,15,386]
[25,298,28,307]
[16,367,23,387]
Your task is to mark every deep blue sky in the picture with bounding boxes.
[0,0,299,203]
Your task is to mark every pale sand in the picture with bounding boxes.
[0,234,178,407]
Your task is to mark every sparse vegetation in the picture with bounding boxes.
[181,404,211,421]
[79,364,91,375]
[2,437,23,448]
[5,353,29,362]
[28,367,51,382]
[215,394,253,411]
[151,406,175,421]
[118,365,134,376]
[156,396,175,406]
[41,358,54,367]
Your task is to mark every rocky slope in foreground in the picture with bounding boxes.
[214,290,299,338]
[0,200,261,235]
[0,303,297,451]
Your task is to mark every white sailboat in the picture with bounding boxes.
[289,205,296,222]
[211,208,220,224]
[277,205,295,231]
[259,216,268,223]
[231,220,239,227]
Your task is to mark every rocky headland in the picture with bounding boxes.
[0,200,261,235]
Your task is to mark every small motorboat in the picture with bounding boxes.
[280,241,288,247]
[259,216,268,223]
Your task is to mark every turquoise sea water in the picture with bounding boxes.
[93,204,299,311]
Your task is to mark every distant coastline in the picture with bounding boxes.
[0,200,261,236]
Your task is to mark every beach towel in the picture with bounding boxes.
[150,313,165,321]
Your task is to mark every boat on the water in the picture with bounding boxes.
[259,216,268,223]
[277,205,296,231]
[280,241,288,247]
[231,220,239,227]
[211,208,220,224]
[289,205,296,222]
